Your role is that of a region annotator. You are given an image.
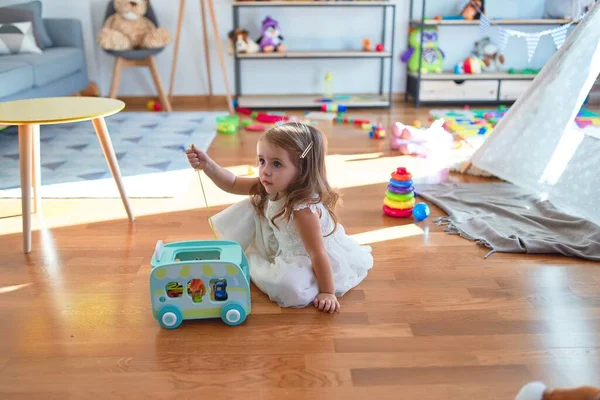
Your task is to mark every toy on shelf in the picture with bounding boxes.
[390,118,453,157]
[217,115,240,134]
[454,56,484,74]
[362,38,372,51]
[383,168,416,218]
[146,99,162,112]
[376,43,384,52]
[473,37,505,72]
[369,124,386,139]
[150,239,251,329]
[324,72,334,100]
[257,16,286,53]
[401,27,444,73]
[460,0,485,20]
[228,28,260,55]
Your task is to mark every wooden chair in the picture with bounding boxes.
[101,1,172,111]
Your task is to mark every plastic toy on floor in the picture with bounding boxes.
[390,118,454,157]
[150,239,252,329]
[383,168,416,218]
[515,381,600,400]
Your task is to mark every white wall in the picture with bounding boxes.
[29,0,560,97]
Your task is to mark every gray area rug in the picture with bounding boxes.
[417,183,600,261]
[0,111,226,198]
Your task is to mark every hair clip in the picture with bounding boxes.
[300,141,313,159]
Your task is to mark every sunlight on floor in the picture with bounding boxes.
[349,224,425,245]
[0,152,447,235]
[0,283,31,294]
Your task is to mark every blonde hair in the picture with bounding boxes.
[249,122,340,236]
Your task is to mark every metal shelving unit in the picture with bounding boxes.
[232,1,396,109]
[406,0,575,107]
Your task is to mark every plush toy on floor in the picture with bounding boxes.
[515,381,600,400]
[257,16,286,53]
[390,118,454,157]
[98,0,172,51]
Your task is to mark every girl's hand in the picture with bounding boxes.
[313,293,340,314]
[185,144,212,170]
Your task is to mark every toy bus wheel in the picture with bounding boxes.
[220,302,247,326]
[158,305,183,329]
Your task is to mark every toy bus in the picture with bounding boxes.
[150,239,251,329]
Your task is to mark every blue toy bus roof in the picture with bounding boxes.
[152,240,243,268]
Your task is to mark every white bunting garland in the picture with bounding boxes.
[467,0,588,62]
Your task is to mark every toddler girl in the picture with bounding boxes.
[185,122,373,313]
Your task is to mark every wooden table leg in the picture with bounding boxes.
[91,117,135,222]
[18,124,33,253]
[32,124,41,214]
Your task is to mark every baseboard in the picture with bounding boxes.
[117,94,408,109]
[118,95,229,108]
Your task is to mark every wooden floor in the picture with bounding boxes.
[0,100,599,399]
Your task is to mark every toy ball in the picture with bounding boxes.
[413,202,430,221]
[413,120,422,128]
[153,102,162,112]
[375,43,384,52]
[146,100,156,111]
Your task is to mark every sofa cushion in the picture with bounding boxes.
[0,60,33,97]
[0,1,52,49]
[1,47,83,86]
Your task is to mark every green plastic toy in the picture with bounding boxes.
[401,26,445,73]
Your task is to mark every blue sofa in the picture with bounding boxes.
[0,18,89,102]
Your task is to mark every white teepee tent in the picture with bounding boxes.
[466,1,600,226]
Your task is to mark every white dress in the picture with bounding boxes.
[210,196,373,308]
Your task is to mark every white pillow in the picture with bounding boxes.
[0,21,42,55]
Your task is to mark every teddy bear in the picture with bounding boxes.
[256,16,286,53]
[515,381,600,400]
[472,36,505,72]
[98,0,171,52]
[227,28,259,55]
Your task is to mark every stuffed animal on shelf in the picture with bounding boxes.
[228,28,259,55]
[459,0,485,20]
[454,56,484,74]
[472,36,505,72]
[257,16,286,53]
[515,381,600,400]
[98,0,171,52]
[401,27,444,73]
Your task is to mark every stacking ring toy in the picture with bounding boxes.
[383,197,416,210]
[389,179,413,188]
[383,205,413,218]
[387,184,414,194]
[386,191,415,202]
[391,167,412,182]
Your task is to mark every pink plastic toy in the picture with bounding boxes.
[390,118,453,157]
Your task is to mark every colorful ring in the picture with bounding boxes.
[383,205,413,218]
[391,172,412,182]
[387,184,414,194]
[386,191,415,202]
[383,197,416,210]
[389,179,413,188]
